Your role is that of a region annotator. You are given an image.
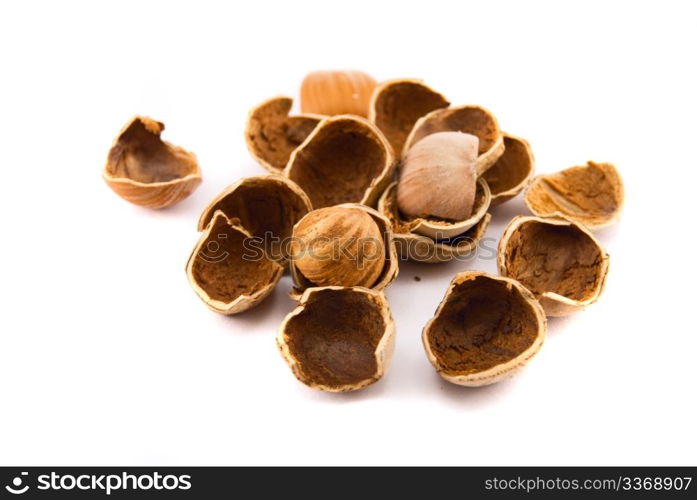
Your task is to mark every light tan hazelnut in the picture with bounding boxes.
[397,131,479,221]
[300,70,377,117]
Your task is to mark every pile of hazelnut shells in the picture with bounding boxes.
[103,70,624,392]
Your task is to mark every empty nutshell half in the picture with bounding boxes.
[186,211,283,315]
[197,175,312,266]
[368,79,449,154]
[277,286,395,392]
[481,133,535,206]
[285,115,396,209]
[422,272,547,386]
[403,105,505,174]
[245,96,322,174]
[300,70,377,118]
[498,215,610,317]
[289,204,398,296]
[524,161,624,230]
[103,116,202,208]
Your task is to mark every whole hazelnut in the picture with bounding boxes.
[291,206,386,288]
[397,131,479,221]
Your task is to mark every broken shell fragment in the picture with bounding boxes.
[368,79,449,154]
[197,175,311,265]
[103,116,202,208]
[289,204,398,295]
[423,272,547,386]
[498,216,610,316]
[277,286,395,392]
[378,182,491,263]
[524,161,624,230]
[482,133,535,206]
[285,115,396,209]
[186,211,283,315]
[300,70,377,118]
[245,96,322,174]
[403,105,504,174]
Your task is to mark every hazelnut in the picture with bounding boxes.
[498,216,610,316]
[524,161,624,230]
[277,286,395,392]
[186,211,283,315]
[423,272,547,386]
[289,204,398,295]
[397,131,479,221]
[103,116,201,208]
[481,133,535,206]
[285,115,396,209]
[404,105,504,174]
[197,175,312,266]
[245,96,322,174]
[300,70,377,117]
[368,79,449,154]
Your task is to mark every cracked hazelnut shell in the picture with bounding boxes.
[103,116,202,208]
[285,115,396,209]
[245,96,322,174]
[368,79,449,154]
[423,272,547,386]
[482,133,535,206]
[378,182,491,263]
[498,216,610,317]
[197,175,311,265]
[277,286,395,392]
[300,70,377,118]
[403,105,504,174]
[289,204,398,296]
[186,211,283,315]
[524,161,624,230]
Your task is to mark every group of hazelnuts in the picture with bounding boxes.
[102,70,624,392]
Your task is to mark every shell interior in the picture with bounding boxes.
[283,288,386,388]
[425,275,540,376]
[189,212,281,305]
[246,97,320,172]
[370,80,449,154]
[524,161,623,229]
[198,176,311,263]
[286,116,392,208]
[105,117,198,184]
[502,219,604,302]
[482,134,534,202]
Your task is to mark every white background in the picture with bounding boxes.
[1,0,695,466]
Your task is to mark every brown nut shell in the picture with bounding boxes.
[289,204,399,297]
[368,79,449,155]
[482,133,535,206]
[285,115,396,209]
[245,96,322,174]
[277,286,395,392]
[378,182,491,263]
[423,272,547,386]
[300,70,377,118]
[197,175,311,265]
[103,116,202,208]
[186,211,283,315]
[498,216,610,317]
[524,161,624,230]
[403,105,504,174]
